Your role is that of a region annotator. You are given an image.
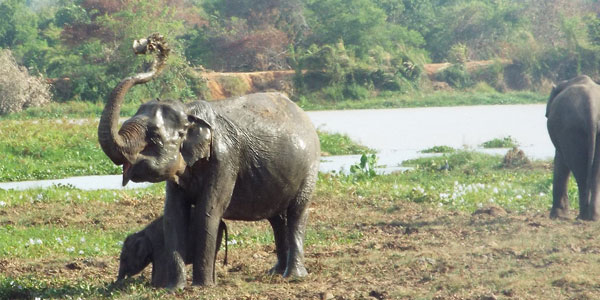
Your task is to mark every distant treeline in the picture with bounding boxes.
[1,0,600,102]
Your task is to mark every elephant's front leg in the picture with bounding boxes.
[192,171,235,286]
[162,182,191,289]
[550,151,571,219]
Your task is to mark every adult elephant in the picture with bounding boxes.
[98,34,320,287]
[546,75,600,220]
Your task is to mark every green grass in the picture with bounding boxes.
[421,145,456,153]
[318,130,373,156]
[481,136,519,148]
[0,119,121,181]
[320,151,561,213]
[0,101,141,121]
[298,90,546,110]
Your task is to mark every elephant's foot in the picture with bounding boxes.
[161,252,186,290]
[268,262,287,275]
[550,207,570,220]
[191,278,216,287]
[577,211,600,221]
[283,265,308,278]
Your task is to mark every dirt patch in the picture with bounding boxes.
[200,70,295,100]
[199,60,519,99]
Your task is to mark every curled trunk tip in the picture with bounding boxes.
[98,33,171,166]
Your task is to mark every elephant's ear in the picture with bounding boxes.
[181,115,212,167]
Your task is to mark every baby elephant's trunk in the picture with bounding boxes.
[116,264,127,281]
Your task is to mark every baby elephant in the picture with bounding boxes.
[117,216,228,286]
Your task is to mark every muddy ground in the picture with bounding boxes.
[3,187,600,299]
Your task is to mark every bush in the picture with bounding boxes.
[481,136,519,148]
[343,84,370,100]
[421,145,455,153]
[216,76,250,97]
[435,64,473,89]
[0,49,51,115]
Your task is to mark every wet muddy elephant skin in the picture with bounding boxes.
[98,34,321,288]
[547,75,600,220]
[117,216,227,287]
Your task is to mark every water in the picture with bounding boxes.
[313,104,553,173]
[0,175,152,191]
[0,104,552,190]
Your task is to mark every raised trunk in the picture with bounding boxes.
[97,33,170,165]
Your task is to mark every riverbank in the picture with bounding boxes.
[0,90,546,121]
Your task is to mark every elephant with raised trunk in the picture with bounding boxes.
[98,34,320,288]
[547,75,600,220]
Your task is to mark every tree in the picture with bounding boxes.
[0,49,51,114]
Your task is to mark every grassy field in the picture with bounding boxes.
[3,150,599,299]
[3,91,589,299]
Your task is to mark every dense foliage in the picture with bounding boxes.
[1,0,600,106]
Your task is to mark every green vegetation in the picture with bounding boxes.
[0,0,597,112]
[321,151,558,213]
[481,136,519,148]
[298,90,546,110]
[0,119,120,181]
[398,151,557,212]
[318,130,373,156]
[0,101,142,121]
[421,145,456,153]
[348,153,378,181]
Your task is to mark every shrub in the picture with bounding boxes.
[421,145,456,153]
[502,147,531,168]
[343,84,370,100]
[481,136,519,148]
[216,76,250,97]
[435,64,473,89]
[0,50,51,115]
[349,154,378,181]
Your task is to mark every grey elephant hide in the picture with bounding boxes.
[547,75,600,220]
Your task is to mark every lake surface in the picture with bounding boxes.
[314,103,553,173]
[0,104,552,190]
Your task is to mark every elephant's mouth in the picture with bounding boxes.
[121,157,183,186]
[122,162,132,186]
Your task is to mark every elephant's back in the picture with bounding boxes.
[210,92,319,150]
[211,93,309,125]
[548,82,600,123]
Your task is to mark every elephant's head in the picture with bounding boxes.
[117,231,153,280]
[98,34,212,185]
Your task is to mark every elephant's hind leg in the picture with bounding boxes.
[283,168,317,278]
[551,151,571,219]
[267,213,289,275]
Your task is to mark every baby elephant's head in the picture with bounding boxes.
[117,231,153,281]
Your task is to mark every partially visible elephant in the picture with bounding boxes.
[117,216,228,287]
[546,75,600,220]
[98,34,320,287]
